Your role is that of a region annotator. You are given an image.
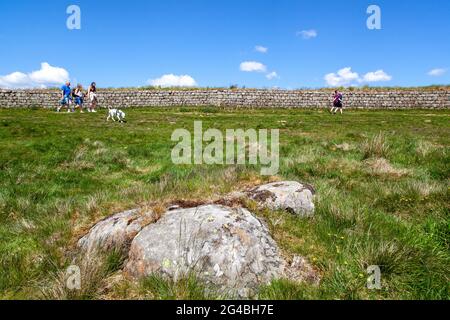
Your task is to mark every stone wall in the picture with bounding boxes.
[0,88,448,109]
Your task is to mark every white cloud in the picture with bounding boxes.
[324,67,392,86]
[240,61,267,73]
[266,71,279,80]
[297,29,317,39]
[29,63,69,85]
[0,62,70,89]
[324,67,360,86]
[255,45,268,53]
[362,70,392,82]
[148,74,197,87]
[0,72,29,88]
[428,68,447,77]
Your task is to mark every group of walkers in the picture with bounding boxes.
[57,81,98,113]
[56,81,344,114]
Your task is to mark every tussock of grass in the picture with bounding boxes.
[362,132,390,159]
[356,241,415,276]
[41,249,127,300]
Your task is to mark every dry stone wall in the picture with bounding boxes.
[0,88,448,109]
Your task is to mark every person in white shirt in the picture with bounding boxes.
[74,84,85,113]
[87,82,98,113]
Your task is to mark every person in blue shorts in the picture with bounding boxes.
[73,84,85,113]
[58,81,73,112]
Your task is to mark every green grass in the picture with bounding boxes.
[0,107,449,300]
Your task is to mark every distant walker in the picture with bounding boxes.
[331,90,344,115]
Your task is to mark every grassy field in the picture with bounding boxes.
[0,107,449,300]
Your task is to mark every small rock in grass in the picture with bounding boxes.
[78,209,154,253]
[247,181,315,217]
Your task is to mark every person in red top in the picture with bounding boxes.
[331,90,344,114]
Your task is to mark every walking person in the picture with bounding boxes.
[57,81,73,112]
[73,84,85,113]
[331,90,344,114]
[87,82,98,112]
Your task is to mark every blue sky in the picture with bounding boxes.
[0,0,448,89]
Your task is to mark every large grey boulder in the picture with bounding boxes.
[247,181,315,217]
[124,205,286,297]
[78,209,153,253]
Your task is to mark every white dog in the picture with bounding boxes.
[106,107,126,123]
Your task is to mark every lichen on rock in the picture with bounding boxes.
[124,205,288,297]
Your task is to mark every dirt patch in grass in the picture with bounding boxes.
[364,158,410,178]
